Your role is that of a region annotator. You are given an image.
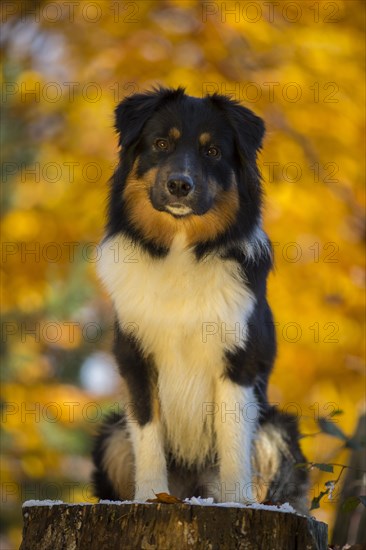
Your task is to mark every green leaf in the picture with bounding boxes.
[310,490,329,510]
[318,417,348,441]
[345,436,362,450]
[329,409,343,417]
[313,463,334,473]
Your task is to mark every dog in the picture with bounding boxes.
[92,87,309,512]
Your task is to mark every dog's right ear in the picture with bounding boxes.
[115,87,185,148]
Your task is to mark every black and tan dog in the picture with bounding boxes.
[93,87,308,512]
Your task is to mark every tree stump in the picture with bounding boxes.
[21,501,328,550]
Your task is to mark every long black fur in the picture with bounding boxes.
[92,87,309,511]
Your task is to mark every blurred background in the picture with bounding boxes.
[1,0,365,547]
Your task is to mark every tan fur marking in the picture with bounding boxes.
[199,132,212,145]
[252,425,287,502]
[102,423,134,500]
[123,165,178,248]
[183,187,239,246]
[169,127,181,140]
[123,162,239,248]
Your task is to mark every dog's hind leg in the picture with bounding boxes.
[92,412,135,501]
[252,406,309,514]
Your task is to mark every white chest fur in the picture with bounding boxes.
[98,233,255,465]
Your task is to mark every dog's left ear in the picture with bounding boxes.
[208,94,265,160]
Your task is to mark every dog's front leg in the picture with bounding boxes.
[129,416,169,501]
[214,378,257,503]
[113,324,169,501]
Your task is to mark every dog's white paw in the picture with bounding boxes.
[134,481,169,502]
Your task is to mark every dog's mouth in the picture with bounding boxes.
[164,203,193,217]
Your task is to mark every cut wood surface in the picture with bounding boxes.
[21,502,328,550]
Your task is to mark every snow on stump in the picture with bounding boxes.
[20,500,328,550]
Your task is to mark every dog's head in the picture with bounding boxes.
[110,87,265,249]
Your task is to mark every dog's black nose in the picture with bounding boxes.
[166,175,194,198]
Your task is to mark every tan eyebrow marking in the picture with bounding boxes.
[169,127,181,140]
[199,132,212,145]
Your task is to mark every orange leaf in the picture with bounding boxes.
[146,492,183,504]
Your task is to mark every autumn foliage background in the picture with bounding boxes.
[1,0,365,546]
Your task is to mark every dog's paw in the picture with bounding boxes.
[134,481,170,502]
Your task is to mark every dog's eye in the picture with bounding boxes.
[206,146,220,158]
[155,139,169,151]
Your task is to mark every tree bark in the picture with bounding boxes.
[331,413,366,546]
[21,502,328,550]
